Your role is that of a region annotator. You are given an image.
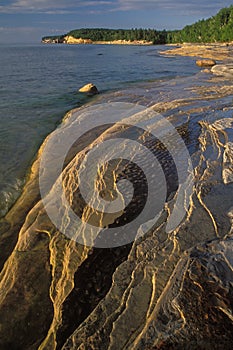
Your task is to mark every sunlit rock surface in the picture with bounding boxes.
[196,59,216,67]
[211,64,233,79]
[79,83,99,95]
[160,43,233,61]
[0,68,233,349]
[64,36,92,44]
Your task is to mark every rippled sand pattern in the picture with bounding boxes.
[0,71,232,349]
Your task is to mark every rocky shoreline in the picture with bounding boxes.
[0,46,233,349]
[160,43,233,80]
[160,42,233,61]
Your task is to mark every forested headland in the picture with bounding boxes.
[42,5,233,44]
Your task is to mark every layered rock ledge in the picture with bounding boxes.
[160,42,233,61]
[0,70,233,350]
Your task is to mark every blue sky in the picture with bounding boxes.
[0,0,232,42]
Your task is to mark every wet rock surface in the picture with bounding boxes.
[0,69,233,349]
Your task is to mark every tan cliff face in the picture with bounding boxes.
[42,35,153,45]
[63,36,93,44]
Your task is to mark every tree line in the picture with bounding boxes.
[42,5,233,44]
[66,28,167,44]
[169,5,233,43]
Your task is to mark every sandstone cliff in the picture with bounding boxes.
[41,35,153,45]
[63,36,92,44]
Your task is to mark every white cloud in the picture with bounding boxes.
[0,0,231,15]
[117,0,231,13]
[0,0,113,14]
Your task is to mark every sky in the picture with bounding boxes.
[0,0,232,43]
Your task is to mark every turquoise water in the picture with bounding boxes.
[0,43,199,216]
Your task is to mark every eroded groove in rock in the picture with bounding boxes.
[56,245,132,349]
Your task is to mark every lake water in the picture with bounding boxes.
[0,43,201,216]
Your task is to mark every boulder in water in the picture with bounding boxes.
[196,59,216,67]
[79,83,99,95]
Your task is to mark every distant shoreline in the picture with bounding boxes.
[42,36,153,46]
[42,6,233,47]
[41,37,233,62]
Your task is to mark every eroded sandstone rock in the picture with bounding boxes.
[79,83,99,95]
[211,64,233,79]
[196,59,216,67]
[1,72,233,350]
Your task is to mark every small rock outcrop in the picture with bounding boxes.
[79,83,99,95]
[211,64,233,78]
[196,59,216,67]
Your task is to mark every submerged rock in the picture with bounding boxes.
[196,59,216,67]
[79,83,99,95]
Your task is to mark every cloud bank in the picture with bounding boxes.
[0,0,232,15]
[0,0,113,14]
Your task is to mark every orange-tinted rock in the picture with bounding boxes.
[196,59,216,67]
[79,83,99,95]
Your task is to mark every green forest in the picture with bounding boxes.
[170,5,233,42]
[42,5,233,44]
[66,28,167,44]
